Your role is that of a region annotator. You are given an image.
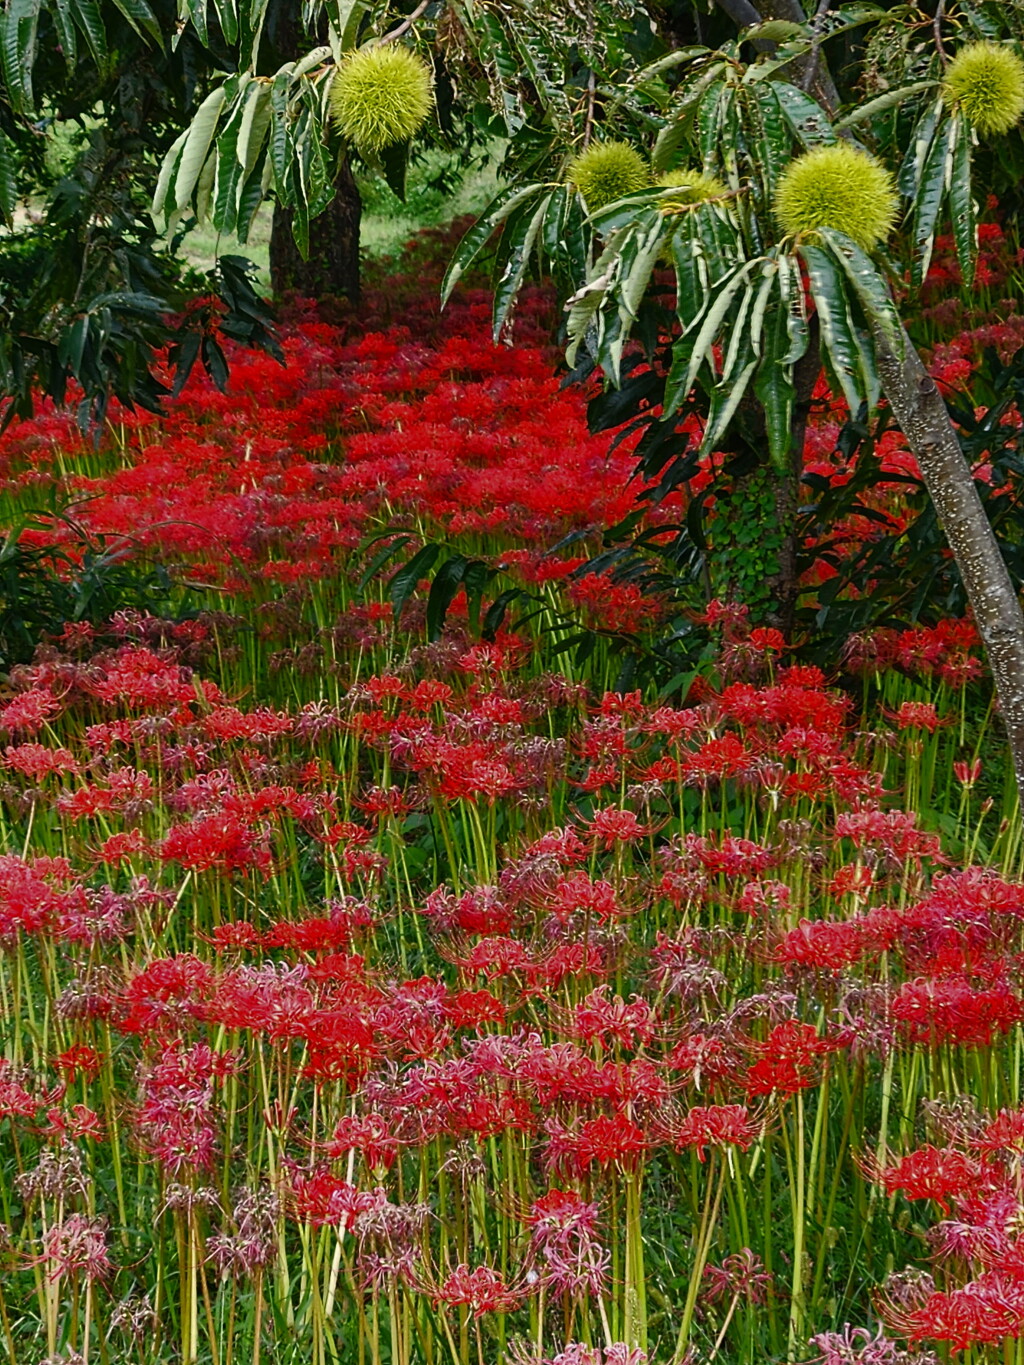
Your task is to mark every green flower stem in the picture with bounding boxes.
[780,1092,807,1363]
[623,1169,647,1352]
[674,1151,728,1362]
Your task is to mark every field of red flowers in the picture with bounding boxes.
[1,224,1024,1365]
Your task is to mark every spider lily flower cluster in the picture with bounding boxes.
[0,227,1020,1365]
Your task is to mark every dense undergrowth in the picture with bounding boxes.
[0,223,1023,1365]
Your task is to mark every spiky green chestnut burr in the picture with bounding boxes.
[773,143,898,251]
[656,168,728,211]
[329,45,434,156]
[942,42,1024,135]
[567,142,651,212]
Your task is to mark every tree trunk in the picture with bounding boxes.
[876,326,1024,800]
[269,157,362,302]
[711,0,842,105]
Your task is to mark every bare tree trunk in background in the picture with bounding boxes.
[267,0,362,301]
[269,157,362,302]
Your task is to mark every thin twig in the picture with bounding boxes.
[581,71,597,150]
[932,0,948,69]
[801,0,833,93]
[378,0,431,46]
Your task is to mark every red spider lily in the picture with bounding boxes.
[54,1045,104,1084]
[641,755,680,784]
[808,1324,918,1365]
[136,1042,237,1176]
[529,942,612,988]
[36,1214,113,1282]
[42,1103,104,1142]
[954,758,983,788]
[929,1214,1013,1265]
[889,701,948,732]
[3,241,1024,1365]
[57,785,118,818]
[159,812,274,874]
[2,742,79,777]
[300,1008,378,1081]
[0,1060,64,1121]
[262,911,368,953]
[745,1021,848,1097]
[423,884,515,936]
[664,1103,761,1161]
[737,878,792,916]
[201,962,319,1033]
[892,977,1024,1048]
[827,863,876,899]
[774,725,842,763]
[327,1114,401,1171]
[206,921,263,950]
[443,988,506,1029]
[521,826,589,864]
[703,1248,774,1304]
[0,853,85,938]
[95,828,152,863]
[516,1042,604,1107]
[683,833,779,877]
[203,706,293,743]
[872,1145,995,1214]
[307,951,373,986]
[422,1262,529,1316]
[682,734,752,783]
[547,873,622,925]
[666,1032,740,1090]
[972,1107,1024,1155]
[407,679,454,710]
[287,1168,378,1228]
[575,763,623,794]
[775,918,867,971]
[0,687,61,734]
[526,1189,608,1298]
[207,1186,280,1279]
[700,600,751,632]
[566,574,667,634]
[352,784,411,818]
[442,935,608,987]
[117,954,215,1035]
[525,1188,602,1239]
[882,619,983,689]
[87,646,222,709]
[748,627,786,653]
[590,1059,670,1108]
[433,746,521,803]
[441,934,534,978]
[360,674,409,705]
[834,806,944,865]
[373,977,453,1059]
[544,1111,650,1176]
[570,987,657,1051]
[655,867,710,910]
[594,689,644,719]
[718,675,848,733]
[924,867,1024,920]
[641,705,703,740]
[881,1273,1024,1349]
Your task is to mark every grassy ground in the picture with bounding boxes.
[177,146,502,286]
